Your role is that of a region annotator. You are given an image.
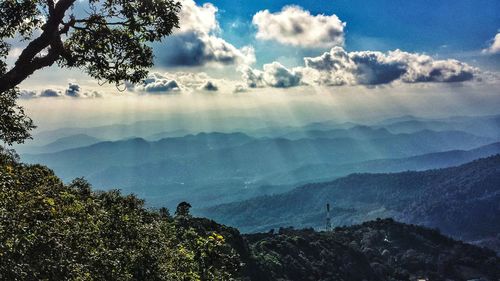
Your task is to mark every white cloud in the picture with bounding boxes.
[81,91,103,98]
[240,66,265,88]
[129,72,239,94]
[134,73,181,94]
[177,1,219,35]
[233,84,248,93]
[262,62,302,88]
[40,89,62,97]
[482,33,500,55]
[241,62,302,88]
[64,83,104,98]
[300,47,478,86]
[19,90,38,99]
[253,6,345,48]
[156,0,255,67]
[19,85,104,99]
[65,83,81,97]
[243,47,479,88]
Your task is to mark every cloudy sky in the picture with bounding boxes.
[12,0,500,130]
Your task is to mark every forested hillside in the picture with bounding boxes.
[242,219,500,281]
[2,148,499,280]
[0,149,240,280]
[202,155,500,245]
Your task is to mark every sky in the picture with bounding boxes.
[10,0,500,131]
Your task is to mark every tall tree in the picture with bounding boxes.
[0,0,181,144]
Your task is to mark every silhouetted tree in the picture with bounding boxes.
[175,201,192,219]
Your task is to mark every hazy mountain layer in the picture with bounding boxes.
[15,134,103,154]
[20,127,497,208]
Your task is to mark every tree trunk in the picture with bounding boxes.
[0,49,60,94]
[0,0,77,94]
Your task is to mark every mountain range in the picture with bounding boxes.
[21,128,498,208]
[18,113,500,210]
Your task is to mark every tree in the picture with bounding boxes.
[175,201,192,219]
[0,158,242,280]
[0,89,35,145]
[0,0,182,144]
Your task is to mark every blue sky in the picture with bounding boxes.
[208,0,500,50]
[195,0,500,69]
[16,0,500,91]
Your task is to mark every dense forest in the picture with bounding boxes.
[1,148,499,280]
[0,148,240,280]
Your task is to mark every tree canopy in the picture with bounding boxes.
[0,150,241,280]
[0,0,182,144]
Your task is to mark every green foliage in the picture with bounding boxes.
[0,89,35,145]
[243,220,500,281]
[0,0,181,85]
[0,151,498,280]
[0,151,241,281]
[0,0,43,40]
[64,0,181,85]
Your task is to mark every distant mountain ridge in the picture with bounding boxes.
[280,125,393,140]
[200,155,500,245]
[14,134,102,154]
[266,141,500,185]
[377,114,500,138]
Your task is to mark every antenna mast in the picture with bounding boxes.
[326,203,332,231]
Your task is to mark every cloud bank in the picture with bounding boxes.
[242,47,479,88]
[129,72,238,94]
[200,81,218,91]
[302,47,478,85]
[132,73,181,94]
[19,84,103,99]
[253,6,345,48]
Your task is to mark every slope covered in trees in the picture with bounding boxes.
[202,155,500,244]
[1,149,499,280]
[0,149,239,280]
[243,219,500,281]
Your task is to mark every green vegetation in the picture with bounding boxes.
[243,220,500,281]
[2,147,499,280]
[0,148,240,280]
